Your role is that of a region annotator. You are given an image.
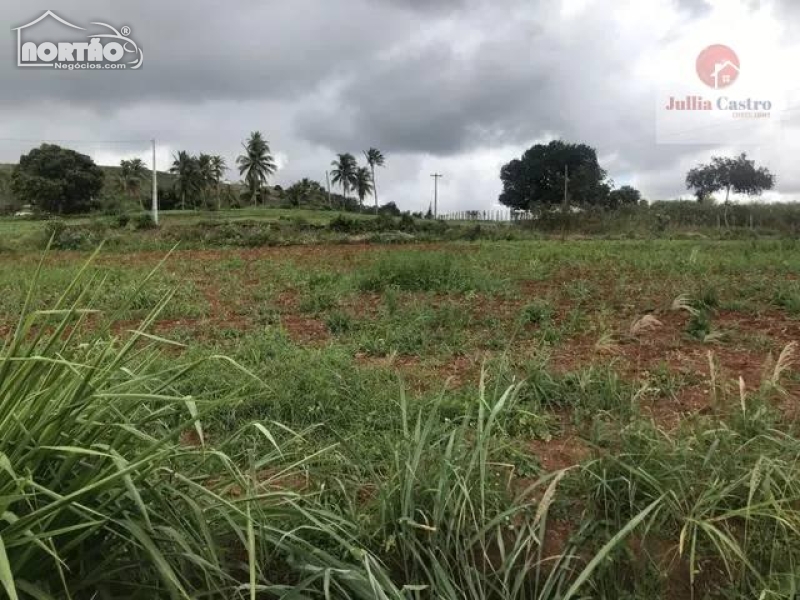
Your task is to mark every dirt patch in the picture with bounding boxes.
[281,315,330,344]
[528,436,591,472]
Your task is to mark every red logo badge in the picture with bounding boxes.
[696,44,740,89]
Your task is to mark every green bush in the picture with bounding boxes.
[328,214,364,233]
[43,218,102,250]
[133,212,156,230]
[519,299,555,325]
[113,212,131,229]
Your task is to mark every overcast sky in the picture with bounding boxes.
[2,0,798,212]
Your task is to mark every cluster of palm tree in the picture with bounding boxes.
[118,158,148,210]
[168,152,228,210]
[330,148,385,212]
[237,131,276,206]
[160,135,382,213]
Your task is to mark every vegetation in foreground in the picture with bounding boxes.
[1,239,799,598]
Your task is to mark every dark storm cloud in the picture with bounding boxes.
[0,0,795,205]
[1,0,420,108]
[293,0,682,174]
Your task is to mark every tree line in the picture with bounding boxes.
[498,140,775,212]
[5,134,390,216]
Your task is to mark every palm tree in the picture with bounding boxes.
[170,151,203,210]
[197,153,215,208]
[119,158,148,210]
[354,167,374,210]
[237,132,276,206]
[364,148,385,213]
[210,155,227,210]
[330,153,358,204]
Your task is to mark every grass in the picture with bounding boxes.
[2,236,800,598]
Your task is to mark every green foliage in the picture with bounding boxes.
[285,177,328,207]
[113,212,131,229]
[354,166,374,208]
[358,252,487,293]
[11,144,104,214]
[686,153,775,202]
[686,310,713,340]
[519,299,555,325]
[330,152,358,201]
[133,212,157,230]
[237,131,276,206]
[772,282,800,315]
[583,407,800,598]
[499,140,609,210]
[0,257,345,598]
[607,185,642,208]
[328,214,364,233]
[43,218,102,250]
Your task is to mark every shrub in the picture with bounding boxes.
[113,212,131,229]
[133,212,157,230]
[519,300,555,325]
[43,218,101,250]
[358,252,485,292]
[43,217,67,242]
[328,214,363,233]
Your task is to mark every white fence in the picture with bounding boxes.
[439,209,534,222]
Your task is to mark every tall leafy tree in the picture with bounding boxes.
[169,151,203,210]
[330,153,358,203]
[353,167,374,210]
[607,185,642,209]
[686,153,775,203]
[210,155,227,210]
[237,132,276,206]
[11,144,104,215]
[119,158,148,210]
[286,178,327,207]
[363,148,385,213]
[498,140,608,211]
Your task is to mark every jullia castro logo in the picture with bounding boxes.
[664,44,771,116]
[13,10,143,70]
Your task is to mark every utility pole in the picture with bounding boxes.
[562,165,569,214]
[151,139,158,226]
[431,173,443,218]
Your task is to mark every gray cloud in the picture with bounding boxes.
[0,0,796,210]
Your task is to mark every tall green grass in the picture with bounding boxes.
[13,245,798,598]
[358,252,491,293]
[0,249,360,598]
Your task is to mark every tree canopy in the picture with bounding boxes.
[353,167,374,209]
[119,158,148,210]
[499,141,609,211]
[686,153,775,202]
[330,153,358,200]
[607,185,642,209]
[11,144,104,215]
[237,132,277,206]
[364,148,385,211]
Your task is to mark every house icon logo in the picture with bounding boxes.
[12,10,143,70]
[696,44,740,90]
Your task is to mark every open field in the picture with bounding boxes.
[3,238,800,598]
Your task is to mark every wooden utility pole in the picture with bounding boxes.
[562,165,570,213]
[431,173,443,218]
